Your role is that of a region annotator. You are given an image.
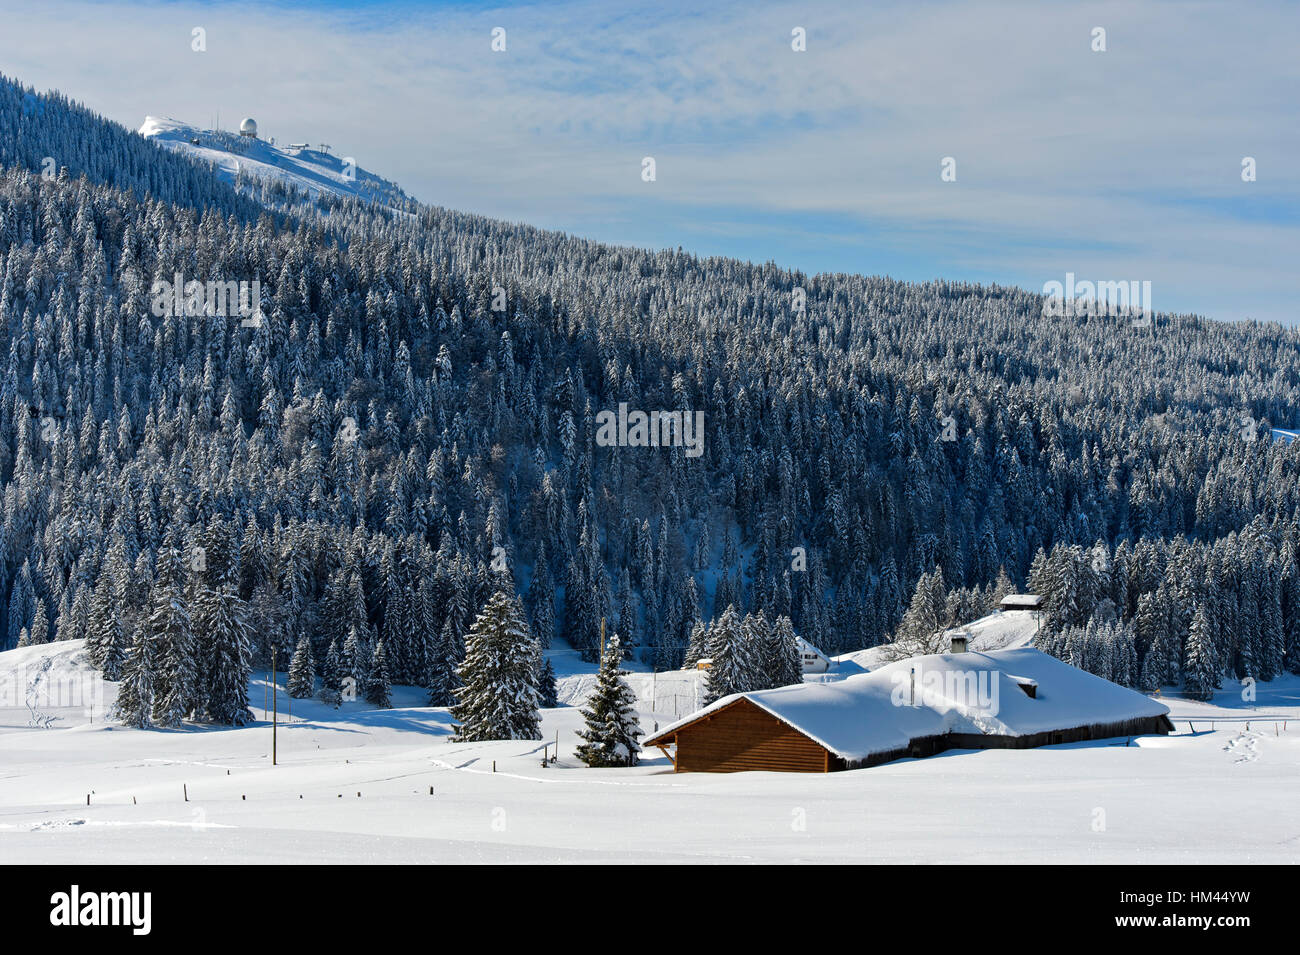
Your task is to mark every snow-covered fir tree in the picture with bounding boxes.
[147,532,198,727]
[114,627,155,729]
[765,615,804,688]
[426,619,460,707]
[192,519,254,724]
[0,72,1299,720]
[537,656,559,709]
[1183,605,1217,702]
[364,639,393,707]
[450,591,542,741]
[575,634,642,767]
[703,605,761,704]
[287,634,316,699]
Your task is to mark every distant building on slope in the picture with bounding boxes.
[796,636,833,674]
[643,647,1172,773]
[239,117,258,139]
[999,594,1043,612]
[1000,593,1044,629]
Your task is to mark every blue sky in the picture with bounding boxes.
[3,0,1298,323]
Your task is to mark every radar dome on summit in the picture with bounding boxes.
[239,118,258,138]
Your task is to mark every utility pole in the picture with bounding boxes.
[271,646,278,766]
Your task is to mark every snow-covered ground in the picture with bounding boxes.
[833,609,1041,674]
[1,639,1297,863]
[139,116,408,206]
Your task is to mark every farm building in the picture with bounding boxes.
[999,593,1043,611]
[795,635,833,674]
[644,646,1172,773]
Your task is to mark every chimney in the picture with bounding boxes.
[949,632,970,654]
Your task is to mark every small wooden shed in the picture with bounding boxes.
[649,696,837,773]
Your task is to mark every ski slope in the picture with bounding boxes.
[2,639,1298,863]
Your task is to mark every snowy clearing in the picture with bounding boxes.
[1,640,1297,863]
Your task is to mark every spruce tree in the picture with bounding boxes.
[426,619,460,707]
[768,615,804,688]
[575,635,642,767]
[703,605,760,704]
[149,533,197,727]
[538,656,559,708]
[193,523,254,725]
[1183,605,1217,702]
[451,590,542,741]
[682,620,710,669]
[114,627,154,729]
[30,602,49,646]
[287,634,316,699]
[364,639,393,707]
[321,633,344,696]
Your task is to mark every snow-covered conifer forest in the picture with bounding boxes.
[1,53,1299,873]
[2,72,1297,713]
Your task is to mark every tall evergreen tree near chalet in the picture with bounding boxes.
[575,634,642,767]
[450,591,542,741]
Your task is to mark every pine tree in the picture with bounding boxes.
[193,526,254,725]
[287,633,316,699]
[1183,605,1217,702]
[575,635,642,767]
[537,656,559,708]
[86,571,127,679]
[114,626,154,729]
[885,566,949,658]
[1139,629,1166,692]
[682,619,710,669]
[767,615,804,688]
[451,591,542,741]
[426,619,460,707]
[30,602,49,646]
[364,639,393,707]
[703,605,761,704]
[149,534,197,727]
[321,633,344,696]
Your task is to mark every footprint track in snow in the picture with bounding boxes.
[1223,732,1260,763]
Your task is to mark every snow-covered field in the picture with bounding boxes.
[1,640,1297,864]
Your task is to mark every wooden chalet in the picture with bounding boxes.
[644,647,1173,774]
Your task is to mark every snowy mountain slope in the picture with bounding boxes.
[139,116,409,207]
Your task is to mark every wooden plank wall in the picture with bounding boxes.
[675,699,831,773]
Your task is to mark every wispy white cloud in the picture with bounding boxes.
[2,0,1296,321]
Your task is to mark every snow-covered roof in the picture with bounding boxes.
[645,648,1169,762]
[999,593,1043,609]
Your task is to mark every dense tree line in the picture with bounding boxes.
[1,75,1299,724]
